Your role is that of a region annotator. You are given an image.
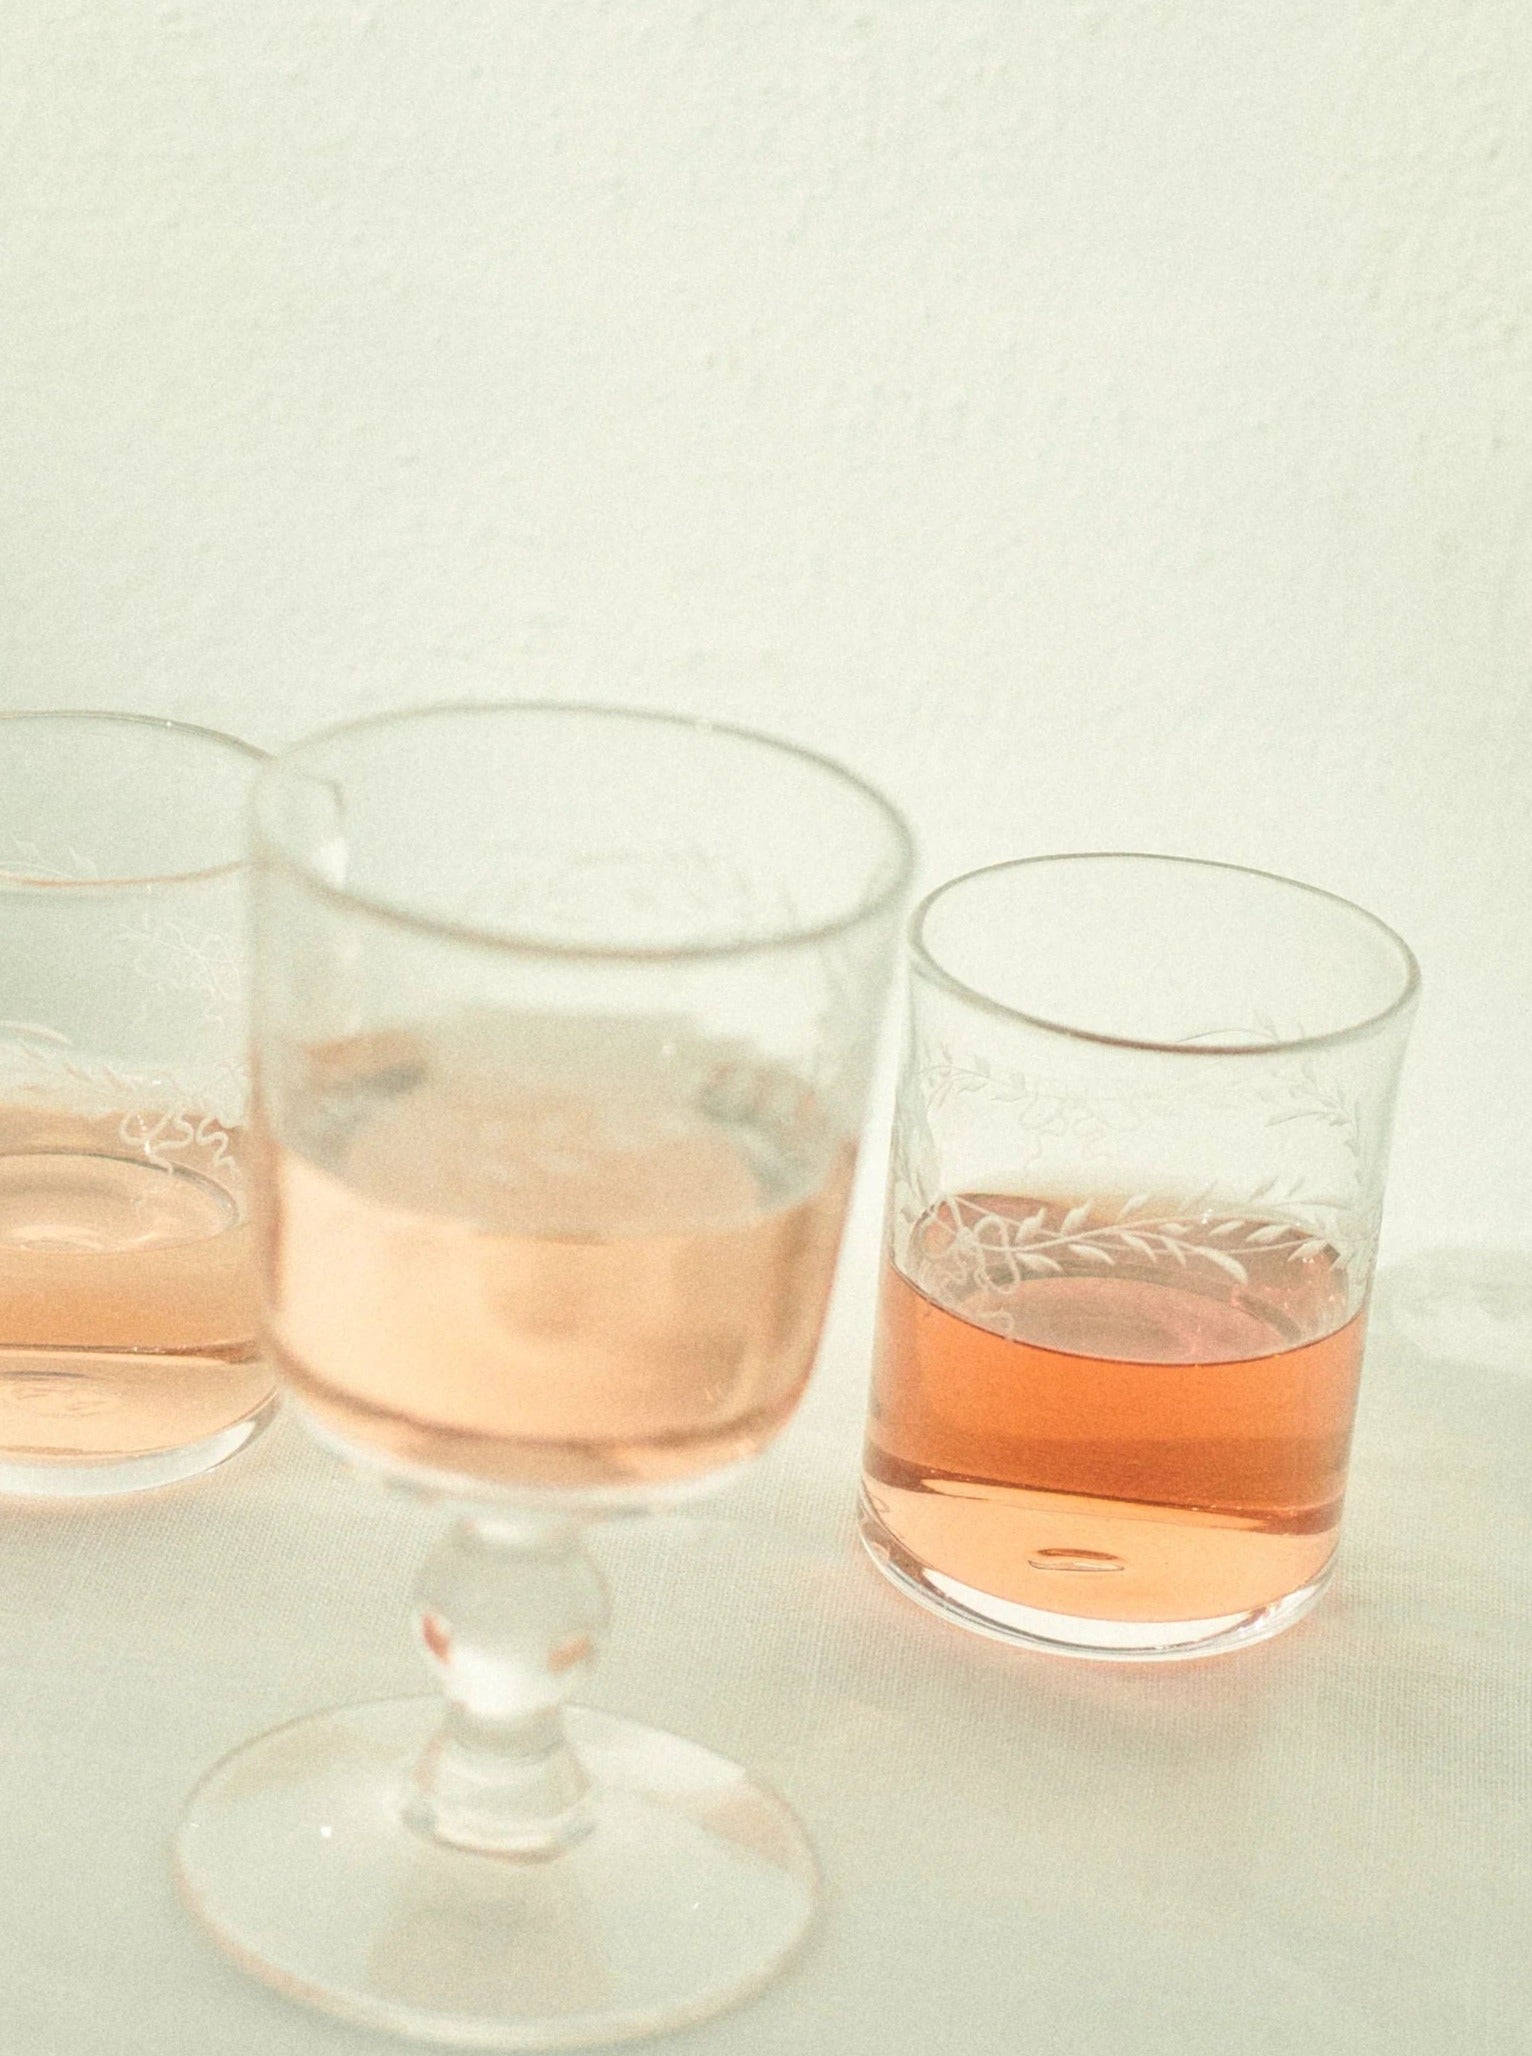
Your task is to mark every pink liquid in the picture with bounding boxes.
[265,1016,854,1490]
[863,1192,1365,1625]
[0,1106,267,1461]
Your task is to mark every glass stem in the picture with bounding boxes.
[407,1512,609,1859]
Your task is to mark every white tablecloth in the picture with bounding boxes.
[4,1208,1529,2055]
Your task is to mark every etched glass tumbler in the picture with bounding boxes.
[861,854,1418,1661]
[177,704,911,2047]
[0,713,272,1495]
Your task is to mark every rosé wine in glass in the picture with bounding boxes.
[0,713,271,1496]
[861,853,1417,1660]
[177,701,911,2047]
[865,1191,1365,1631]
[267,1015,854,1491]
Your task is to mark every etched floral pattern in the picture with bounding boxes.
[899,1188,1360,1346]
[919,1189,1334,1291]
[892,1031,1376,1305]
[117,915,243,1035]
[0,1020,246,1171]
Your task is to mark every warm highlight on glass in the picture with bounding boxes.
[176,703,910,2047]
[861,855,1418,1661]
[0,713,272,1495]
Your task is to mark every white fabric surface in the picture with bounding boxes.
[2,1204,1530,2054]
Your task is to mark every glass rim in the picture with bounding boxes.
[0,710,266,889]
[254,699,916,962]
[909,851,1422,1058]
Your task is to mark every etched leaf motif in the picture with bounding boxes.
[0,1019,71,1047]
[1259,1062,1364,1165]
[904,1182,1346,1325]
[0,1013,246,1161]
[1199,1247,1250,1284]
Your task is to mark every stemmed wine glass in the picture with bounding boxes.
[176,703,912,2047]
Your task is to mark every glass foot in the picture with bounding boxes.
[861,1504,1332,1661]
[176,1697,818,2049]
[0,1392,277,1498]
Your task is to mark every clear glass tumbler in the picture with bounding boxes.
[176,703,911,2046]
[0,712,273,1495]
[861,854,1418,1661]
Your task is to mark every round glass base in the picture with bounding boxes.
[176,1697,818,2050]
[0,1394,277,1499]
[861,1505,1332,1662]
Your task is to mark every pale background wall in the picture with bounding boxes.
[3,1,1530,1255]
